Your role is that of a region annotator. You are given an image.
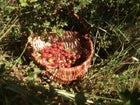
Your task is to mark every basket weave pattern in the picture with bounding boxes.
[27,31,94,84]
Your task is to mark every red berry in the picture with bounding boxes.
[40,49,44,54]
[66,64,71,68]
[52,43,57,48]
[66,55,72,59]
[60,55,65,60]
[77,54,81,59]
[42,53,48,58]
[58,42,64,49]
[47,53,53,58]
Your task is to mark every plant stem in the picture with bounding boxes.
[13,41,29,67]
[55,89,123,104]
[0,15,18,41]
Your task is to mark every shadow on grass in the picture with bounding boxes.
[75,91,87,105]
[0,63,90,105]
[0,64,61,105]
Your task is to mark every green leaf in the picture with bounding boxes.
[19,0,27,3]
[19,0,28,7]
[21,2,29,7]
[29,0,38,3]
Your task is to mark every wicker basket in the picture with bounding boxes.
[26,31,94,84]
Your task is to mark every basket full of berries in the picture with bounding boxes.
[26,30,94,84]
[25,30,94,84]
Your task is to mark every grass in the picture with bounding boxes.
[0,0,140,105]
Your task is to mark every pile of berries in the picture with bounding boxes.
[38,42,81,69]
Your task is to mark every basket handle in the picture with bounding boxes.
[73,13,90,34]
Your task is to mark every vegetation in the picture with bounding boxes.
[0,0,140,105]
